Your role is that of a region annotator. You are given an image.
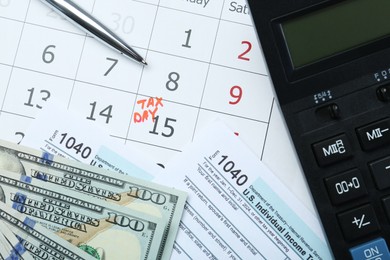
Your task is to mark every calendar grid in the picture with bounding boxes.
[125,0,161,145]
[145,48,268,77]
[0,110,32,120]
[121,99,272,154]
[0,2,267,76]
[1,0,31,112]
[66,1,95,109]
[192,0,227,141]
[151,5,223,21]
[0,48,268,79]
[0,0,275,164]
[0,61,268,123]
[115,134,182,153]
[0,18,262,78]
[259,98,275,160]
[134,1,258,29]
[122,0,272,159]
[16,20,87,38]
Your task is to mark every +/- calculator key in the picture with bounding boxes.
[337,204,380,241]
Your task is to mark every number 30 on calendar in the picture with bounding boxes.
[0,0,10,7]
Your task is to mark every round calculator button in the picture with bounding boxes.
[377,85,390,102]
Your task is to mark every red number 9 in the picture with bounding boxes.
[229,85,243,105]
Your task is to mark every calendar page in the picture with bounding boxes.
[0,0,313,209]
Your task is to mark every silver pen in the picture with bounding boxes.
[40,0,147,65]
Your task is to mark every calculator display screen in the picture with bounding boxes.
[281,0,390,69]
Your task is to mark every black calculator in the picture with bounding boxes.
[247,0,390,259]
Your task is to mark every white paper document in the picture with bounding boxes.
[22,106,332,259]
[156,121,332,260]
[19,105,187,259]
[21,105,161,180]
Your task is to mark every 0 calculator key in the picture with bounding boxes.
[324,169,368,205]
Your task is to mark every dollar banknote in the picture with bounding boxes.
[0,202,95,260]
[0,231,15,260]
[0,171,166,260]
[0,224,17,260]
[0,220,34,260]
[0,140,186,260]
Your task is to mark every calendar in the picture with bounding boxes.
[0,0,311,207]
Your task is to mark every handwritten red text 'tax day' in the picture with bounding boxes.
[133,97,164,123]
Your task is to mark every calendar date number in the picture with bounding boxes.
[24,88,51,109]
[112,13,135,34]
[87,102,113,124]
[229,85,243,105]
[14,132,25,144]
[149,116,176,138]
[182,29,192,48]
[105,58,118,76]
[42,45,56,64]
[166,72,180,91]
[238,41,252,61]
[0,0,10,7]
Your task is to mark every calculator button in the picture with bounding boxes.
[356,118,390,151]
[369,156,390,190]
[377,85,390,102]
[325,169,367,205]
[381,196,390,221]
[350,238,390,260]
[337,204,380,241]
[312,134,353,166]
[315,103,341,120]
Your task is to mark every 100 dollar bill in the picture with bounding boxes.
[0,140,186,260]
[0,171,166,260]
[0,230,13,260]
[0,202,95,260]
[0,220,34,260]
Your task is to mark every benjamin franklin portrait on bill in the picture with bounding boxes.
[0,147,27,203]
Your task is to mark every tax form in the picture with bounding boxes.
[155,121,332,260]
[21,105,331,259]
[21,104,161,180]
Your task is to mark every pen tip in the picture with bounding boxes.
[141,59,148,66]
